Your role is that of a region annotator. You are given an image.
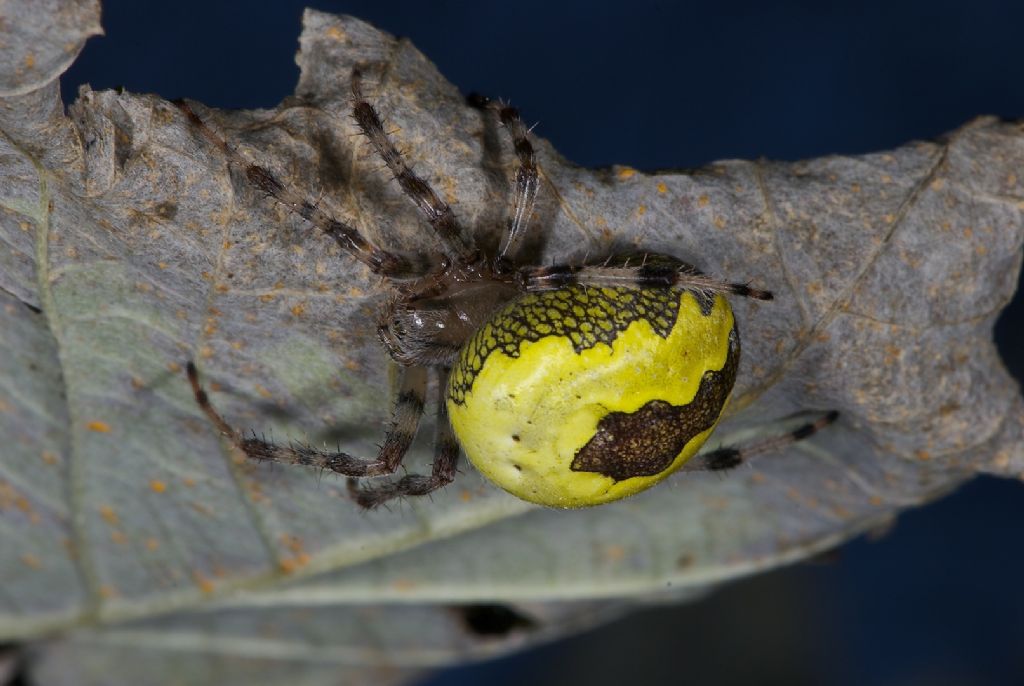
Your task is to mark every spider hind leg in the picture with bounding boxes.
[519,258,773,301]
[681,410,839,473]
[187,363,436,504]
[347,375,461,508]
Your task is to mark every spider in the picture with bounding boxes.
[179,67,837,509]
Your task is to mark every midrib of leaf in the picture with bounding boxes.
[204,501,892,607]
[24,158,99,626]
[64,628,465,667]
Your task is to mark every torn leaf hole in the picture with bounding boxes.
[454,603,537,637]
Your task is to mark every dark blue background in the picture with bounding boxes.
[62,2,1024,684]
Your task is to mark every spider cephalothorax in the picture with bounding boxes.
[181,67,836,509]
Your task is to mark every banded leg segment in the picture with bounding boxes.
[681,411,839,472]
[519,259,773,301]
[350,70,477,262]
[348,369,461,508]
[175,100,429,278]
[187,362,427,479]
[470,95,539,265]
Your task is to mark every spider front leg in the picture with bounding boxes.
[347,371,461,508]
[186,362,429,498]
[174,100,431,279]
[468,94,540,266]
[681,411,839,472]
[350,69,478,263]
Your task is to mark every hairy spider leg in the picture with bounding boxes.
[348,371,461,507]
[680,411,839,472]
[351,69,478,263]
[187,362,431,485]
[174,100,430,278]
[468,94,540,266]
[518,260,774,301]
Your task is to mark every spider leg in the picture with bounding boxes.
[469,94,539,267]
[518,260,773,301]
[350,69,478,263]
[187,362,427,481]
[175,100,430,279]
[680,411,839,472]
[348,368,460,508]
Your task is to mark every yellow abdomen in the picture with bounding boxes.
[447,285,739,508]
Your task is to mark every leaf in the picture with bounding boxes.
[0,0,102,98]
[1,4,1022,684]
[27,600,630,686]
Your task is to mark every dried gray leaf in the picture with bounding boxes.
[1,5,1023,686]
[28,600,627,686]
[0,0,102,97]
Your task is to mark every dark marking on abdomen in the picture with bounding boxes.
[570,328,740,481]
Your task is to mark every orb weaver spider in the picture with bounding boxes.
[181,67,837,509]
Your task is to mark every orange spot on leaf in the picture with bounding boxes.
[98,505,119,526]
[20,553,41,569]
[601,544,626,563]
[278,553,310,574]
[280,534,306,555]
[192,571,215,594]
